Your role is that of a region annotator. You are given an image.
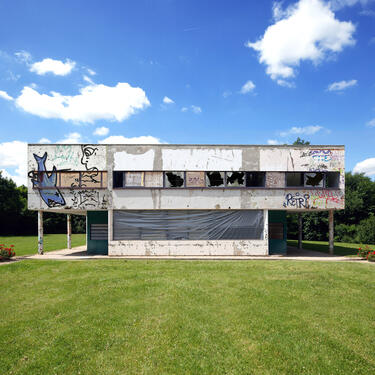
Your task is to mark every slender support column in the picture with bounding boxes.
[329,210,334,255]
[67,214,72,249]
[38,210,44,255]
[108,209,113,255]
[298,213,303,250]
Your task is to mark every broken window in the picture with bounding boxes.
[304,172,324,187]
[125,172,144,187]
[113,171,125,188]
[165,172,184,188]
[286,173,304,187]
[226,172,245,187]
[325,172,340,188]
[206,172,224,187]
[186,171,205,187]
[246,172,265,187]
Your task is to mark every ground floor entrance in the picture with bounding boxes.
[87,211,108,255]
[268,210,287,255]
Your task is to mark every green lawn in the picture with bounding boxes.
[0,234,86,256]
[287,239,375,256]
[1,260,374,375]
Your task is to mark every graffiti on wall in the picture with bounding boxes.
[283,190,344,209]
[29,145,107,209]
[70,189,109,209]
[29,152,66,208]
[283,192,310,209]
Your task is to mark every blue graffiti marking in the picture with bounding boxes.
[31,152,66,207]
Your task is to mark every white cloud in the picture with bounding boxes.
[181,105,202,114]
[240,80,256,94]
[98,135,163,144]
[86,68,96,76]
[280,125,323,137]
[327,79,357,91]
[353,158,375,176]
[277,79,296,88]
[246,0,356,84]
[222,91,232,98]
[30,58,76,76]
[14,50,32,63]
[15,82,150,124]
[267,139,281,145]
[38,137,51,143]
[93,126,109,136]
[191,105,202,114]
[83,75,94,84]
[163,96,174,104]
[0,90,13,101]
[330,0,372,10]
[366,118,375,127]
[57,132,83,144]
[0,141,28,186]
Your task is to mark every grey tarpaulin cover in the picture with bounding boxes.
[113,210,264,241]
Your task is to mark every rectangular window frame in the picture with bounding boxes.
[32,171,108,189]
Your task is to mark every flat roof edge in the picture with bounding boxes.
[27,143,345,147]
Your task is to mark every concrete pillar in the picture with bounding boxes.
[67,214,72,249]
[298,213,303,250]
[38,210,44,255]
[108,209,113,255]
[329,210,334,255]
[263,209,269,255]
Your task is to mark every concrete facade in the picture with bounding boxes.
[27,144,345,256]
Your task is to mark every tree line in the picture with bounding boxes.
[0,172,85,235]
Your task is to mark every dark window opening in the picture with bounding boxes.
[286,172,304,187]
[305,172,324,187]
[246,172,265,187]
[226,172,245,187]
[165,172,184,187]
[113,171,124,188]
[206,172,224,187]
[326,172,340,188]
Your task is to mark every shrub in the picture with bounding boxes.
[367,251,375,262]
[0,244,16,260]
[357,215,375,245]
[335,223,357,243]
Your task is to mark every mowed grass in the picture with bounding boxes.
[0,234,86,256]
[1,260,375,375]
[287,239,374,256]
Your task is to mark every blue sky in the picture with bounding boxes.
[0,0,374,185]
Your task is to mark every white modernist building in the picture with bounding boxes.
[27,144,345,257]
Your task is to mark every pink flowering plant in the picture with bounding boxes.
[357,245,375,261]
[0,244,16,260]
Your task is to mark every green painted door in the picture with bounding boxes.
[87,211,108,255]
[268,210,287,255]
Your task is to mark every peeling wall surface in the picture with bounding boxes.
[28,144,345,212]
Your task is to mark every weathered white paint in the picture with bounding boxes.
[111,188,344,210]
[114,150,155,171]
[161,149,242,171]
[28,144,106,171]
[259,148,345,172]
[109,239,268,256]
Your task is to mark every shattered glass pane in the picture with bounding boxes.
[226,172,245,187]
[206,172,224,187]
[304,172,324,187]
[165,172,184,187]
